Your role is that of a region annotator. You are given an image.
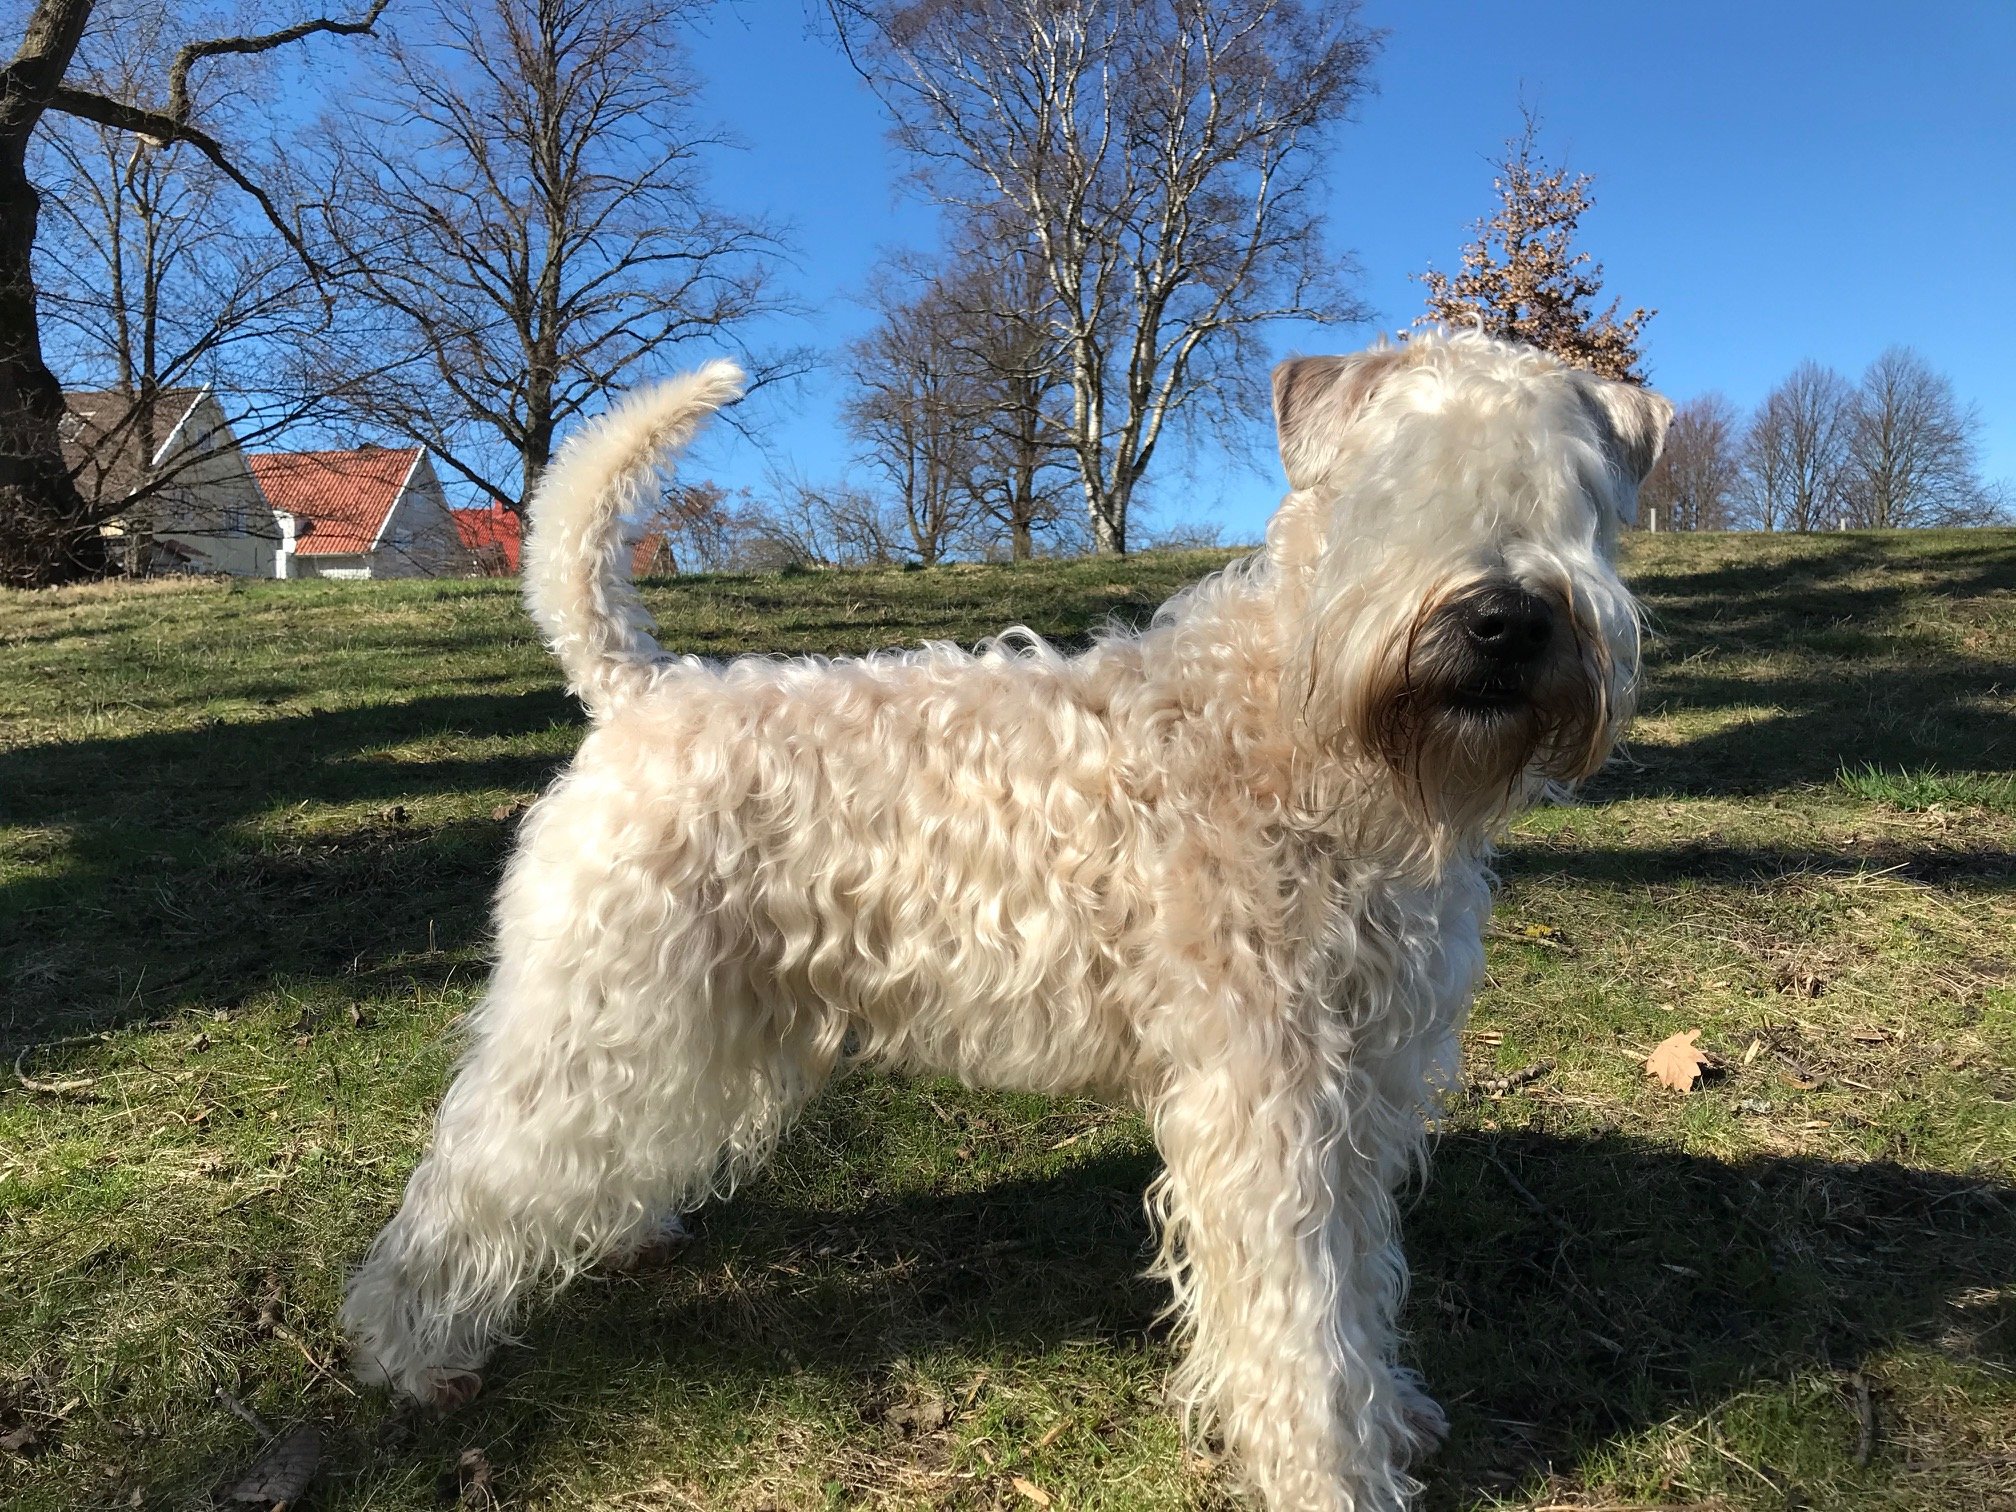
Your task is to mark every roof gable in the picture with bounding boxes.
[62,388,211,507]
[451,503,522,571]
[248,446,424,555]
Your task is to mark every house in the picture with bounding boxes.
[451,501,521,575]
[448,501,675,577]
[64,386,281,577]
[249,445,473,580]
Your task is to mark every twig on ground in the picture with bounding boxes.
[1851,1370,1877,1467]
[1469,1059,1554,1097]
[268,1323,357,1399]
[13,1048,99,1099]
[212,1384,272,1438]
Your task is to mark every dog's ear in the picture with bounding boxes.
[1572,374,1675,486]
[1272,346,1409,491]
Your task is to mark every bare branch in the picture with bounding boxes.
[48,85,323,272]
[166,0,390,122]
[307,0,792,513]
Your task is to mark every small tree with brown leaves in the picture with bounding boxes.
[1417,112,1653,382]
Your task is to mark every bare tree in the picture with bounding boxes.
[833,0,1377,554]
[1738,362,1853,532]
[0,0,386,585]
[1636,393,1740,531]
[843,270,987,565]
[1843,346,2000,528]
[750,473,904,568]
[932,240,1076,560]
[31,4,337,568]
[1417,108,1653,383]
[841,250,1076,564]
[312,0,791,513]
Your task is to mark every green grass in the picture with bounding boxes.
[2,533,2013,1510]
[1837,764,2016,815]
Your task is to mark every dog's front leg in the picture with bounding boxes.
[1148,1036,1418,1512]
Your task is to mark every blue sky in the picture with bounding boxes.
[677,0,2014,544]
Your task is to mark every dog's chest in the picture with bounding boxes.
[1312,864,1491,1046]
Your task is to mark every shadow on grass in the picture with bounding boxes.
[1607,534,2016,799]
[1502,837,2016,891]
[1596,658,2016,802]
[0,691,578,1050]
[316,1129,2015,1507]
[0,578,1190,1053]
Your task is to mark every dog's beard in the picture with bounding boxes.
[1353,591,1628,829]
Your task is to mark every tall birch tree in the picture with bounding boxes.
[833,0,1377,554]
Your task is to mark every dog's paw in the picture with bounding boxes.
[1390,1366,1448,1457]
[422,1369,485,1413]
[602,1213,694,1275]
[347,1339,395,1392]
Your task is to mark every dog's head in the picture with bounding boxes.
[1268,330,1669,831]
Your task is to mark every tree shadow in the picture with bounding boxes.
[0,690,577,1051]
[1502,836,2016,892]
[1604,536,2016,799]
[1,559,1221,1060]
[324,1129,2012,1507]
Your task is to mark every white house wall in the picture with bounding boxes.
[143,393,280,578]
[367,455,474,579]
[293,554,373,580]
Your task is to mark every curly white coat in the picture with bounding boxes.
[342,331,1669,1511]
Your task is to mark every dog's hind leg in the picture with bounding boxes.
[1146,999,1419,1512]
[341,904,831,1404]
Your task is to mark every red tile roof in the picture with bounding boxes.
[447,503,681,576]
[452,502,522,572]
[247,446,422,555]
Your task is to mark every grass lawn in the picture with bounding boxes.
[2,533,2012,1511]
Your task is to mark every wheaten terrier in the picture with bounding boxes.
[342,330,1669,1510]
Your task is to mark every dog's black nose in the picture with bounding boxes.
[1459,587,1554,666]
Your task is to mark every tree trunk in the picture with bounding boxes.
[519,416,553,511]
[0,0,107,586]
[1087,479,1126,555]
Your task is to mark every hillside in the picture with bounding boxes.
[2,532,2012,1511]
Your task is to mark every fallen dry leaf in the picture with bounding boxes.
[218,1422,319,1507]
[1645,1029,1712,1092]
[1775,964,1826,998]
[433,1446,497,1508]
[1011,1475,1053,1507]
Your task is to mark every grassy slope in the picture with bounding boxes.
[1,535,2011,1511]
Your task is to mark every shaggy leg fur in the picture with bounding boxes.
[1147,992,1421,1512]
[342,837,841,1399]
[343,976,832,1400]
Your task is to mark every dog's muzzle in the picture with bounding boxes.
[1444,584,1556,713]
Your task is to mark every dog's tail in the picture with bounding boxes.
[523,360,745,713]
